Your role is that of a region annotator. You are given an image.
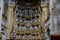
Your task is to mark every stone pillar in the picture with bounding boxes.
[0,0,4,40]
[0,0,4,32]
[6,4,14,39]
[41,3,50,40]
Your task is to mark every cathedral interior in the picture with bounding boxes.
[0,0,60,40]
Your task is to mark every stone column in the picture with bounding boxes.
[6,4,15,39]
[0,0,4,40]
